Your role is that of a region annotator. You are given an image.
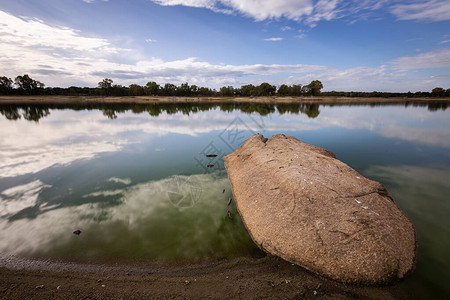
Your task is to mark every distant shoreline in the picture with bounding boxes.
[1,95,449,106]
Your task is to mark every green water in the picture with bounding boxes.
[0,102,449,298]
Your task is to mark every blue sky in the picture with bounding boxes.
[0,0,449,92]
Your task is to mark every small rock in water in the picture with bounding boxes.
[207,164,214,168]
[227,210,232,219]
[227,197,233,206]
[73,230,82,235]
[222,189,225,194]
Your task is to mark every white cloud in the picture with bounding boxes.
[264,37,283,41]
[145,39,157,43]
[82,189,125,198]
[391,48,450,70]
[152,0,431,25]
[391,0,450,22]
[285,65,402,91]
[379,127,450,148]
[0,10,326,87]
[82,0,110,3]
[0,110,128,177]
[152,0,315,21]
[0,9,448,92]
[83,0,450,25]
[312,105,450,148]
[107,177,132,185]
[0,11,121,53]
[304,0,339,25]
[0,180,51,217]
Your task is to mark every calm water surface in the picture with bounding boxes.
[0,102,449,298]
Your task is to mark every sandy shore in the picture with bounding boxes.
[0,255,415,299]
[0,95,449,105]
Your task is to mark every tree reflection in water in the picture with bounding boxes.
[0,106,50,122]
[0,101,447,122]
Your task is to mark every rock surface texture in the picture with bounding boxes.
[224,134,416,284]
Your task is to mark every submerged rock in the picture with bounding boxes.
[224,134,416,284]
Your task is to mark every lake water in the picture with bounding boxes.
[0,102,449,298]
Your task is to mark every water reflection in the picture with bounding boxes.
[0,174,258,263]
[0,102,449,297]
[365,165,450,299]
[0,106,50,122]
[1,101,447,122]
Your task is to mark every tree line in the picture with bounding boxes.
[1,74,449,98]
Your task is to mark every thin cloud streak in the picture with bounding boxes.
[264,37,283,41]
[391,0,450,22]
[150,0,450,24]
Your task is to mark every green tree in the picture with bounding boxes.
[256,82,276,96]
[111,84,128,96]
[301,85,310,95]
[190,85,199,96]
[177,82,191,96]
[98,78,113,95]
[277,84,290,96]
[0,76,13,94]
[145,81,160,96]
[128,84,145,96]
[306,80,323,96]
[431,87,445,97]
[198,87,213,96]
[14,74,45,94]
[291,84,302,96]
[220,86,234,97]
[163,83,177,96]
[98,78,113,89]
[240,84,256,97]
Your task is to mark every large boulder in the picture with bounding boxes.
[224,134,416,284]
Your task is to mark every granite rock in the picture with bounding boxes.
[224,134,416,284]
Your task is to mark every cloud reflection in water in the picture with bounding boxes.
[0,174,257,262]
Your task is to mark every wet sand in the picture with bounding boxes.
[0,255,414,299]
[0,95,449,105]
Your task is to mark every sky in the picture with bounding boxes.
[0,0,449,92]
